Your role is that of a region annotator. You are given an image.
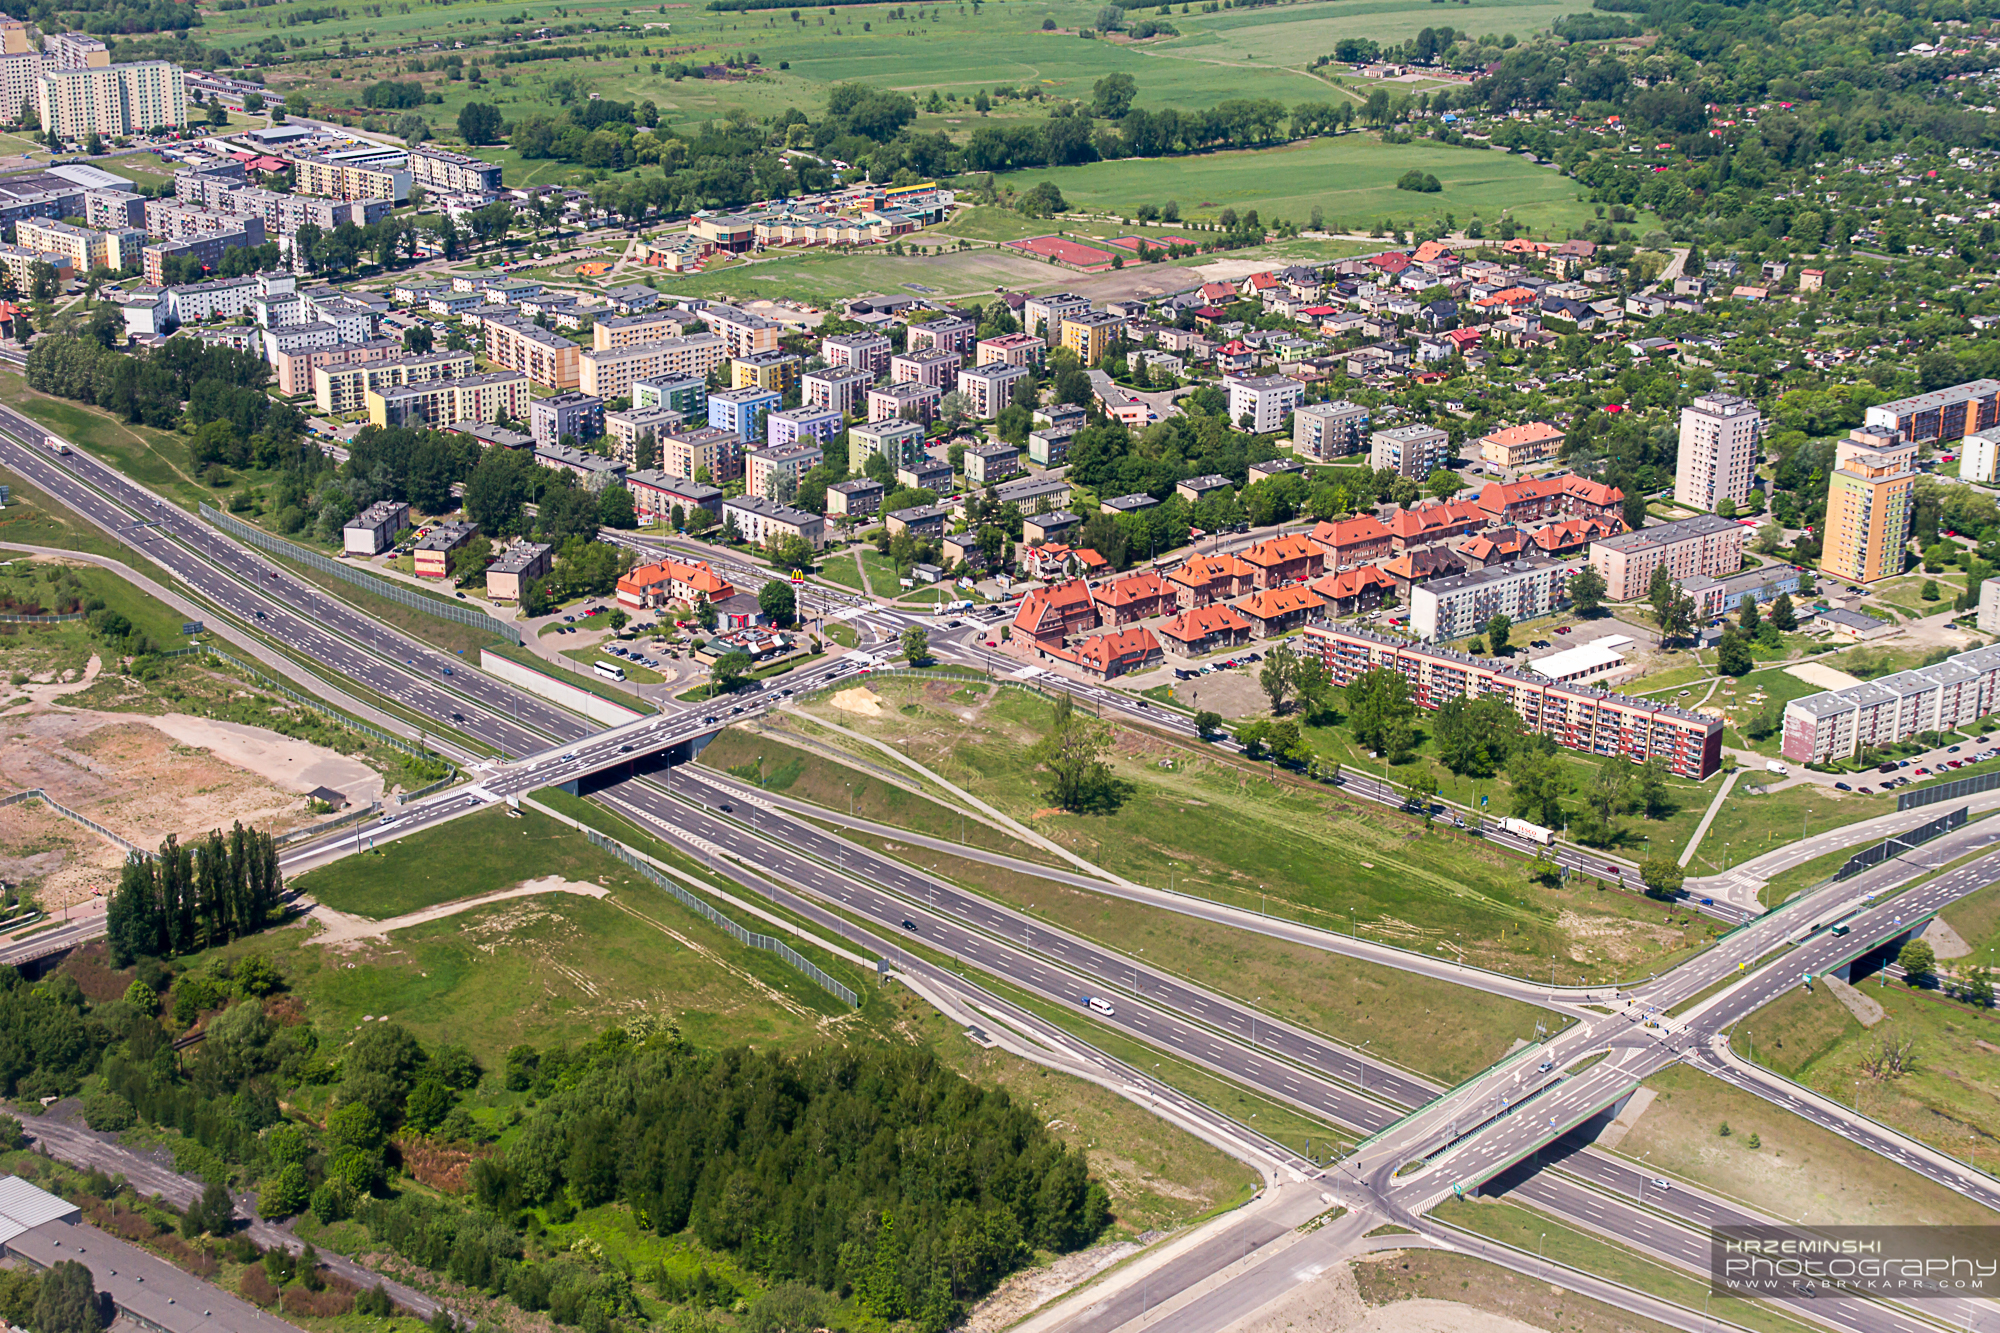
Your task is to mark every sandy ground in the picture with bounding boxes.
[829,686,884,717]
[3,653,102,706]
[1921,915,1971,959]
[965,1239,1150,1333]
[1828,975,1886,1027]
[308,874,609,946]
[1221,1262,1554,1333]
[1786,661,1866,690]
[0,705,380,907]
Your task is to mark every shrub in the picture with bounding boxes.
[81,1091,134,1132]
[240,1266,280,1308]
[1395,169,1442,193]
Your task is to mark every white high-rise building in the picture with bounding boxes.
[39,56,187,139]
[1673,392,1762,512]
[0,21,40,128]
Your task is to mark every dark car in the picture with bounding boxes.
[901,919,917,931]
[719,802,733,812]
[1834,782,1853,791]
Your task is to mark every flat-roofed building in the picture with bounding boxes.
[605,405,684,463]
[484,312,582,390]
[662,424,745,485]
[579,334,724,399]
[849,418,928,473]
[957,361,1028,419]
[1059,310,1123,365]
[626,471,723,525]
[1304,623,1723,777]
[906,313,975,354]
[15,218,143,273]
[891,348,960,392]
[976,332,1047,368]
[594,308,701,351]
[1293,400,1370,460]
[708,385,780,442]
[633,375,708,416]
[804,366,874,417]
[697,302,780,357]
[1821,428,1917,587]
[765,405,842,450]
[407,146,503,195]
[746,440,823,500]
[284,149,410,202]
[732,349,801,395]
[531,392,604,449]
[1023,291,1090,337]
[821,330,892,374]
[1865,379,2000,446]
[342,499,408,556]
[485,541,552,605]
[868,380,941,424]
[827,477,884,519]
[313,349,474,415]
[1782,641,2000,764]
[1410,558,1578,642]
[964,442,1021,486]
[1589,513,1746,601]
[723,495,824,549]
[38,58,186,139]
[1674,391,1762,511]
[1370,422,1451,478]
[413,519,477,579]
[1226,374,1304,434]
[364,370,530,430]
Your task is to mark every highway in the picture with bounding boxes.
[7,411,1999,1333]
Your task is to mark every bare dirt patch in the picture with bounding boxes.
[829,686,884,717]
[963,1238,1149,1333]
[309,875,610,945]
[1556,909,1684,964]
[0,705,367,907]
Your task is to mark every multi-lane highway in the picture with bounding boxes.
[8,410,1999,1333]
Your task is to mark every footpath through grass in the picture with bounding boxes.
[292,804,606,918]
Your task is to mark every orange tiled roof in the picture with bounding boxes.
[1387,498,1485,540]
[1311,515,1391,547]
[1309,565,1395,600]
[1534,516,1616,550]
[1241,532,1320,569]
[1199,281,1236,301]
[1235,586,1326,619]
[1072,625,1161,671]
[1481,421,1565,450]
[1412,239,1455,263]
[616,557,734,600]
[1477,474,1624,513]
[1158,603,1252,642]
[1169,551,1253,586]
[1095,569,1172,607]
[1014,578,1094,633]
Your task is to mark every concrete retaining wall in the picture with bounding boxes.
[480,650,646,726]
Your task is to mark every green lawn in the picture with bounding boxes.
[815,552,869,593]
[293,804,606,919]
[561,644,665,684]
[785,679,1717,986]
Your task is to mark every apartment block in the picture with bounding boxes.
[1023,292,1090,337]
[0,21,39,130]
[365,370,530,430]
[746,441,823,499]
[868,381,941,424]
[82,187,144,231]
[531,392,605,449]
[17,218,143,273]
[579,334,725,399]
[731,349,801,395]
[406,146,503,196]
[483,313,583,390]
[891,348,960,392]
[313,349,474,415]
[1369,423,1451,478]
[632,375,708,416]
[661,425,744,485]
[625,473,723,526]
[1292,400,1370,460]
[964,442,1021,486]
[722,495,824,550]
[821,330,892,375]
[1783,642,2000,764]
[956,362,1028,418]
[708,386,780,442]
[765,406,841,449]
[1226,375,1304,434]
[1410,559,1578,642]
[697,302,780,357]
[140,228,255,285]
[1588,513,1746,601]
[1477,421,1565,468]
[849,419,928,473]
[1864,379,2000,446]
[594,308,700,351]
[1963,426,2000,485]
[906,313,974,354]
[1303,624,1724,778]
[1820,429,1917,587]
[285,150,412,203]
[1673,392,1762,511]
[605,406,684,463]
[484,541,552,605]
[803,366,873,417]
[271,338,401,397]
[976,332,1047,368]
[38,58,186,139]
[1058,310,1123,365]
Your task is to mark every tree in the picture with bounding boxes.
[1193,710,1223,738]
[1634,755,1672,819]
[258,1162,311,1219]
[33,1261,99,1333]
[1655,581,1697,645]
[1568,564,1607,616]
[1769,592,1798,632]
[1259,640,1298,713]
[1029,692,1114,812]
[711,650,753,695]
[1580,762,1629,843]
[1899,939,1937,985]
[1485,614,1512,655]
[1718,627,1753,677]
[403,325,434,354]
[1403,766,1440,823]
[758,579,797,627]
[1922,579,1942,602]
[1738,594,1760,633]
[900,625,931,664]
[598,485,637,529]
[459,102,503,144]
[1641,856,1685,900]
[1506,743,1568,827]
[1424,468,1462,501]
[182,1180,236,1238]
[1346,667,1416,759]
[1434,693,1521,777]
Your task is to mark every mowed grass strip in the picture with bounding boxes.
[1613,1062,1996,1227]
[293,804,603,918]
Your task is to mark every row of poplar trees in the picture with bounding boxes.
[107,824,283,966]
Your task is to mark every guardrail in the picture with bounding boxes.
[576,824,860,1007]
[272,801,384,849]
[198,504,523,645]
[0,788,144,858]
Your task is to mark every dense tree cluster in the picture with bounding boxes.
[107,825,283,966]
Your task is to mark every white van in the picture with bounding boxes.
[1086,996,1115,1017]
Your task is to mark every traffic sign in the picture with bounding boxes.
[181,621,203,635]
[0,485,9,506]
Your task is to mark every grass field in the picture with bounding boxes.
[293,804,603,918]
[1351,1249,1689,1333]
[1615,1062,1995,1227]
[1742,977,2000,1161]
[1006,135,1598,235]
[785,680,1722,985]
